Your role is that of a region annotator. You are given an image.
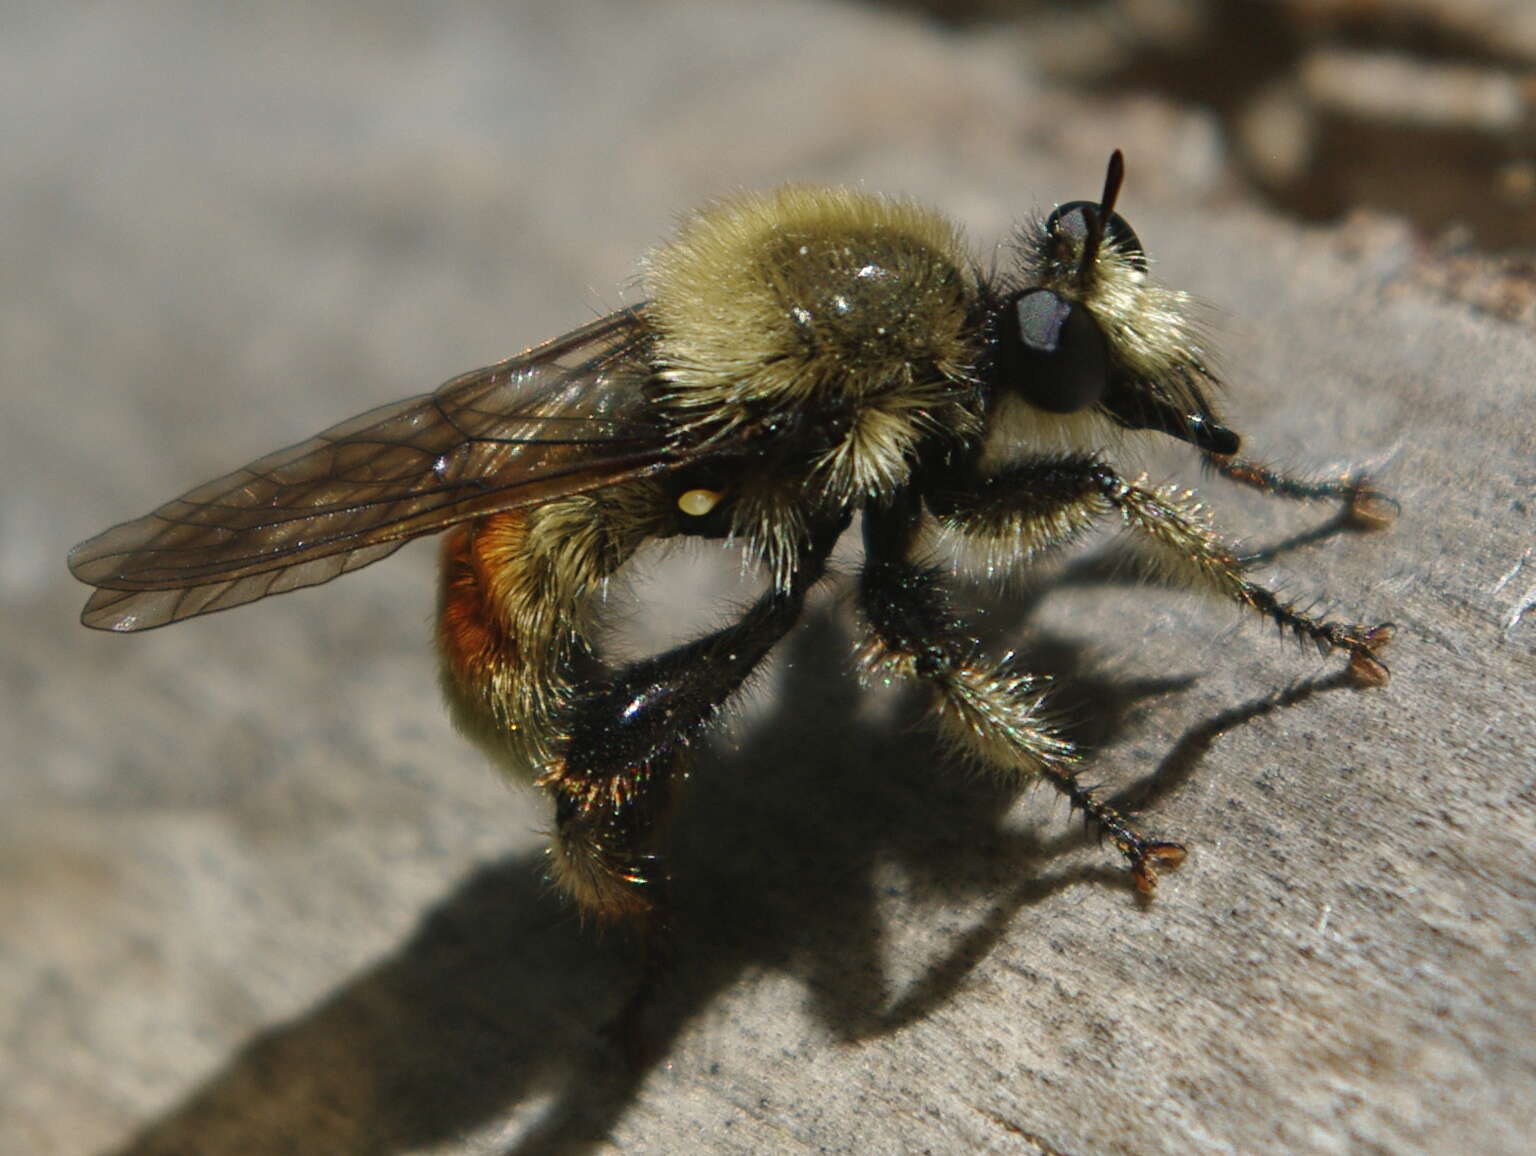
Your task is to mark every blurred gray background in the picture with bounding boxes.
[4,2,1533,1153]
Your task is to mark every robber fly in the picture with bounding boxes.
[69,153,1394,922]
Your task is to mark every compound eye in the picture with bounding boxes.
[1002,288,1110,414]
[1045,201,1147,272]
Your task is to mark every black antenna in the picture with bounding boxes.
[1078,151,1125,279]
[1100,149,1126,217]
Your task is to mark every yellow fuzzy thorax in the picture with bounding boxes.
[644,185,980,441]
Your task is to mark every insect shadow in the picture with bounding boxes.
[107,523,1365,1156]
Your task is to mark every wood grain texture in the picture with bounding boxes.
[4,3,1531,1153]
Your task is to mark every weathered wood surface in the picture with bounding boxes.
[4,3,1532,1153]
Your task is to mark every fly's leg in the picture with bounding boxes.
[928,456,1395,686]
[541,577,819,923]
[861,496,1185,894]
[542,577,823,1064]
[1088,464,1395,685]
[541,510,843,923]
[1203,450,1398,529]
[548,521,838,1062]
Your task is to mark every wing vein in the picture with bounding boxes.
[68,307,715,630]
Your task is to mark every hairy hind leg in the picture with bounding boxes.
[860,498,1185,894]
[542,574,822,922]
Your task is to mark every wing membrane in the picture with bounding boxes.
[70,307,682,631]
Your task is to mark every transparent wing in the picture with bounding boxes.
[70,307,684,631]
